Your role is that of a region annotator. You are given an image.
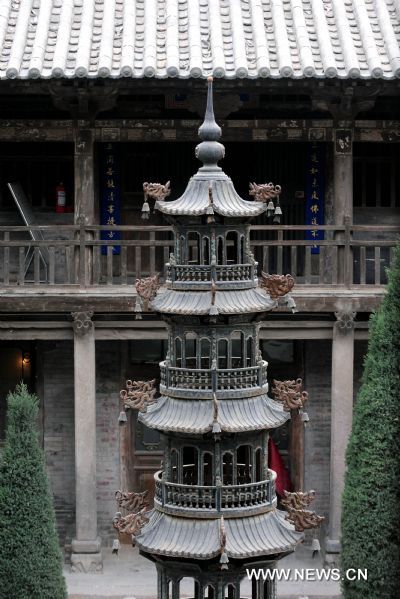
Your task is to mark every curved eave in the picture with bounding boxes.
[155,177,266,218]
[152,288,276,315]
[136,508,303,560]
[139,394,290,433]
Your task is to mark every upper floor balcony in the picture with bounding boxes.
[154,470,277,518]
[0,223,398,313]
[159,360,268,399]
[166,263,257,290]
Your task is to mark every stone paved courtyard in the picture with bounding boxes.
[65,544,341,599]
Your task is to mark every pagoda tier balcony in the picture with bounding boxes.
[154,470,277,518]
[166,263,258,290]
[159,360,268,399]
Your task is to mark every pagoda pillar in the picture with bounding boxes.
[171,580,180,599]
[157,566,169,598]
[264,579,277,599]
[326,311,355,561]
[251,573,277,598]
[71,311,102,572]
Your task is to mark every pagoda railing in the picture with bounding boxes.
[166,263,257,288]
[159,360,268,398]
[154,470,276,518]
[0,224,398,288]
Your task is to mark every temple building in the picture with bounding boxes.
[0,0,399,574]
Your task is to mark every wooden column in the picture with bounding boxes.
[333,128,353,285]
[119,341,131,492]
[74,128,95,224]
[326,311,355,561]
[71,311,102,572]
[74,128,96,284]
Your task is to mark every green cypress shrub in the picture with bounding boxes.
[341,244,400,598]
[0,383,67,599]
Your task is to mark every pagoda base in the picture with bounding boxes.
[141,553,283,599]
[324,538,341,568]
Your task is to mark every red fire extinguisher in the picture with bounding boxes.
[56,182,66,213]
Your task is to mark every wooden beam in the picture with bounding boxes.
[0,329,74,340]
[0,320,369,340]
[0,118,397,142]
[0,294,137,312]
[0,289,385,312]
[0,319,368,330]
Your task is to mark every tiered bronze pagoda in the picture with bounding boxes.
[115,78,322,599]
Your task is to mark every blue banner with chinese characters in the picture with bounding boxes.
[305,143,324,254]
[100,143,121,255]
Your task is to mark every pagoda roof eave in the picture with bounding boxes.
[152,287,276,315]
[155,175,266,218]
[136,508,303,560]
[139,394,290,433]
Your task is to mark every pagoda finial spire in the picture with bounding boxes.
[196,77,225,171]
[198,76,222,141]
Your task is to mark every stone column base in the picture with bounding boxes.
[71,537,102,573]
[324,538,341,568]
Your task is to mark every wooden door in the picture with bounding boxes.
[119,340,166,503]
[261,339,305,491]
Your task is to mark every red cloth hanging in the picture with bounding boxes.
[268,436,292,496]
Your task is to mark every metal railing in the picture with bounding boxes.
[0,224,398,288]
[154,470,276,515]
[167,263,256,285]
[159,360,268,394]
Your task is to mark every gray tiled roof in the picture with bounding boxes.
[136,508,303,559]
[152,287,276,314]
[0,0,399,80]
[139,393,290,433]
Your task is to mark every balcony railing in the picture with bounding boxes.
[166,263,257,288]
[154,470,276,517]
[159,360,268,398]
[0,224,398,288]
